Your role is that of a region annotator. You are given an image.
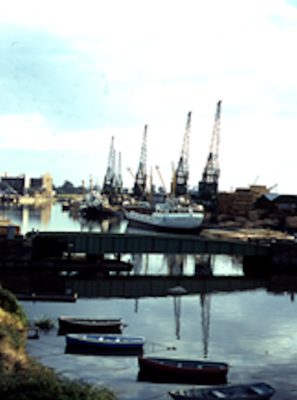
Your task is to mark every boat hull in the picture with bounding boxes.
[58,317,124,335]
[168,382,276,400]
[65,333,145,356]
[125,210,204,234]
[80,206,116,220]
[138,356,228,384]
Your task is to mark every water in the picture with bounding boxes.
[22,291,297,399]
[0,201,127,233]
[2,202,297,399]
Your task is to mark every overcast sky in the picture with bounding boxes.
[1,0,297,193]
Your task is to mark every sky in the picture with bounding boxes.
[1,0,297,193]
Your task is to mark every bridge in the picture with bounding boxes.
[66,275,267,298]
[30,231,270,257]
[65,274,297,298]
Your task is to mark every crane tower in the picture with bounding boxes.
[155,165,167,194]
[172,111,191,197]
[198,101,222,216]
[102,136,116,195]
[133,124,148,199]
[115,151,123,194]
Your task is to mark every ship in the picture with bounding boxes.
[124,199,204,234]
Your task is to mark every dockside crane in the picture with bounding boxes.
[198,101,222,218]
[102,136,116,196]
[172,111,191,197]
[155,165,167,194]
[133,124,148,199]
[115,151,123,194]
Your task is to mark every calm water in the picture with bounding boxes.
[2,203,297,399]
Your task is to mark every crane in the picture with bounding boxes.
[102,136,116,195]
[133,124,148,199]
[198,101,222,217]
[115,151,123,194]
[172,111,191,197]
[127,167,135,180]
[155,165,167,194]
[170,161,176,197]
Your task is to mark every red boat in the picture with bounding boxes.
[138,356,228,384]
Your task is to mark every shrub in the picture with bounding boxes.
[0,288,27,324]
[33,316,55,332]
[0,364,116,400]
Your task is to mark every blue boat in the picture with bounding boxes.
[65,333,145,355]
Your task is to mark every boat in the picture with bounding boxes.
[65,333,145,355]
[16,292,78,302]
[58,316,124,334]
[137,356,228,384]
[168,382,276,400]
[27,326,40,340]
[124,199,204,233]
[122,200,154,215]
[79,191,118,220]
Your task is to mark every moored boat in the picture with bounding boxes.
[124,199,204,234]
[168,382,276,400]
[58,316,124,334]
[65,333,145,355]
[16,292,78,302]
[79,192,118,220]
[138,356,228,384]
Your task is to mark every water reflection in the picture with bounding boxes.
[195,255,213,276]
[200,293,211,358]
[173,295,181,340]
[128,254,215,277]
[167,254,185,275]
[0,202,52,232]
[79,215,124,233]
[0,202,126,234]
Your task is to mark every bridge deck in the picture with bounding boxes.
[31,231,270,256]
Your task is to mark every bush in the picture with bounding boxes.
[0,288,27,324]
[33,316,55,332]
[0,364,116,400]
[0,288,117,399]
[0,288,27,361]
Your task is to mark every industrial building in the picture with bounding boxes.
[0,173,53,198]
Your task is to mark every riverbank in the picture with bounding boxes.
[0,287,116,400]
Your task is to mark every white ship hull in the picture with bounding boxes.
[124,209,204,233]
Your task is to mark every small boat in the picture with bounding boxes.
[79,192,118,220]
[61,201,71,211]
[16,292,78,303]
[168,382,276,400]
[65,333,145,355]
[138,356,228,384]
[124,199,204,234]
[27,326,40,340]
[58,316,124,334]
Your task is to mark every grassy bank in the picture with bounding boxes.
[0,287,116,400]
